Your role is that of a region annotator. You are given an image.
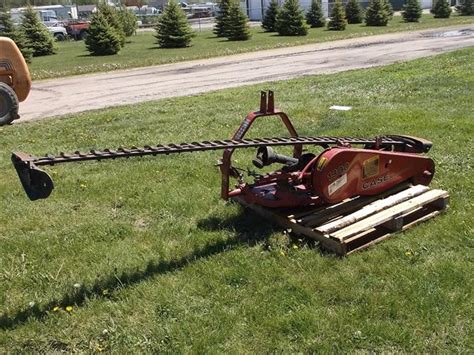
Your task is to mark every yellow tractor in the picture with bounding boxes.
[0,37,31,125]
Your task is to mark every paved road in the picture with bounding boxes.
[19,25,474,122]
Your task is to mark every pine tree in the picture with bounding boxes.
[431,0,452,17]
[275,0,308,36]
[97,3,125,46]
[328,0,347,30]
[345,0,364,24]
[20,5,56,57]
[402,0,422,22]
[225,1,251,40]
[383,0,394,19]
[214,0,231,37]
[155,0,195,48]
[119,8,138,37]
[456,0,474,15]
[85,11,122,55]
[262,0,280,32]
[306,0,325,28]
[0,10,32,62]
[365,0,389,26]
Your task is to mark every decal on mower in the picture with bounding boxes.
[362,174,390,190]
[327,162,350,182]
[235,117,252,139]
[328,173,347,196]
[363,156,380,179]
[316,157,328,171]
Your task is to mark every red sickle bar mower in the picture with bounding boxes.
[12,92,446,254]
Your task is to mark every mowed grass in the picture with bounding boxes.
[29,14,474,80]
[1,48,473,352]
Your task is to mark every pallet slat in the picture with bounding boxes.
[330,189,449,241]
[233,185,449,256]
[316,185,429,234]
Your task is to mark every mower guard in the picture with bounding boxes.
[12,152,54,201]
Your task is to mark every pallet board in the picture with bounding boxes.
[233,184,449,256]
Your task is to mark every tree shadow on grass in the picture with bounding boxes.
[0,207,276,330]
[76,53,118,58]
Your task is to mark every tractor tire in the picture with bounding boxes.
[0,83,20,126]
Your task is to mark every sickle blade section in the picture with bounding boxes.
[11,152,54,201]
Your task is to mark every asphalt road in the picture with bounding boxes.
[19,25,474,123]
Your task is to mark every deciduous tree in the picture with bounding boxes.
[119,8,138,37]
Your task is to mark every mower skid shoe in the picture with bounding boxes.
[11,152,54,200]
[386,135,433,153]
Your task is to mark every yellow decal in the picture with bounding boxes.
[363,156,379,179]
[317,157,328,171]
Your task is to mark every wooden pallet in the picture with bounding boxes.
[233,184,449,256]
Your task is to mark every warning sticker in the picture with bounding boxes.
[363,156,379,179]
[328,173,347,196]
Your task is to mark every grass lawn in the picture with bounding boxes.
[1,48,473,352]
[29,14,474,80]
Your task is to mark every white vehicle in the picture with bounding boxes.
[44,23,68,41]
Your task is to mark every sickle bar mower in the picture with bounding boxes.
[13,91,435,205]
[12,91,448,254]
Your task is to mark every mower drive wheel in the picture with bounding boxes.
[0,82,20,126]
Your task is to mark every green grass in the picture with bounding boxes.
[29,14,473,80]
[1,48,473,352]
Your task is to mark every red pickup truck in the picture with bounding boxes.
[65,21,89,40]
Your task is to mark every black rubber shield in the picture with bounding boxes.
[0,82,19,126]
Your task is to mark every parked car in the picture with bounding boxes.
[44,23,67,41]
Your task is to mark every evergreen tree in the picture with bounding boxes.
[328,0,347,30]
[402,0,422,22]
[384,0,394,19]
[20,5,56,57]
[119,8,138,37]
[306,0,325,28]
[345,0,364,24]
[97,3,125,46]
[365,0,389,26]
[214,0,231,37]
[431,0,452,17]
[262,0,280,32]
[0,10,32,62]
[225,0,251,40]
[85,11,122,55]
[155,0,195,48]
[275,0,308,36]
[456,0,474,15]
